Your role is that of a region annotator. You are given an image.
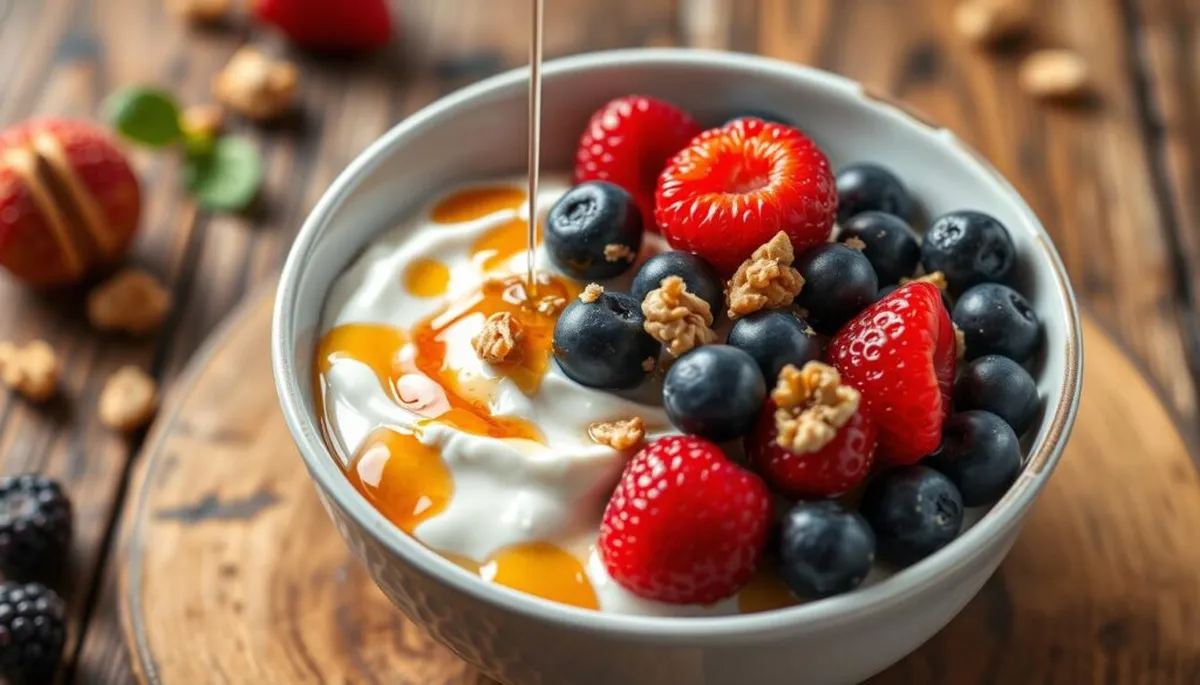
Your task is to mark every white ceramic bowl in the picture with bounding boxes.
[272,49,1083,685]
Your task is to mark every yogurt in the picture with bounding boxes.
[316,176,797,615]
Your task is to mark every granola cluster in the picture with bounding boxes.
[772,362,861,454]
[534,295,567,317]
[0,340,60,403]
[213,47,299,122]
[726,232,805,319]
[87,268,173,335]
[588,417,646,450]
[604,243,637,263]
[472,312,524,364]
[579,283,604,304]
[641,276,717,358]
[98,366,159,433]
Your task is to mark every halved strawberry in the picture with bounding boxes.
[826,282,956,465]
[574,95,701,231]
[655,117,836,275]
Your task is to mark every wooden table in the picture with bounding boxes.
[1,1,1197,683]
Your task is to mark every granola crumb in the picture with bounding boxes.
[535,295,567,316]
[772,361,861,454]
[88,268,173,335]
[99,366,158,432]
[0,340,60,403]
[642,276,717,357]
[213,46,299,121]
[588,417,646,451]
[641,357,657,372]
[954,324,967,361]
[842,237,867,251]
[1019,49,1089,101]
[579,283,604,304]
[471,312,523,364]
[901,270,949,292]
[604,243,637,263]
[726,231,805,319]
[167,0,230,22]
[955,0,1030,46]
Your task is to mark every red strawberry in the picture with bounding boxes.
[574,95,701,230]
[826,282,957,465]
[656,117,836,275]
[599,435,772,605]
[253,0,393,51]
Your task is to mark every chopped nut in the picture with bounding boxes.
[167,0,230,22]
[472,312,523,364]
[588,417,646,450]
[641,357,657,373]
[772,362,860,454]
[88,268,172,335]
[180,104,225,140]
[604,243,637,263]
[642,276,717,357]
[213,46,300,121]
[955,324,967,361]
[579,283,604,304]
[954,0,1030,45]
[0,340,60,403]
[842,237,867,251]
[535,295,567,316]
[726,232,805,319]
[1019,49,1089,100]
[99,366,158,432]
[900,271,949,291]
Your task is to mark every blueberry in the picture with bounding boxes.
[553,289,660,389]
[727,310,823,383]
[954,355,1040,434]
[953,283,1041,363]
[927,411,1022,507]
[663,345,766,441]
[835,163,914,223]
[630,251,724,318]
[778,501,875,599]
[545,181,644,280]
[860,465,964,566]
[724,110,793,126]
[794,244,878,334]
[920,210,1016,294]
[838,211,921,285]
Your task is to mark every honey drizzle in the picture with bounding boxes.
[525,0,545,290]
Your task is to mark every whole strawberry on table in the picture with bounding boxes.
[551,96,1043,605]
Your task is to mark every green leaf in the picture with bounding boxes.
[183,137,263,213]
[104,88,183,148]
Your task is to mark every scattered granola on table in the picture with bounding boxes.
[0,341,60,403]
[167,0,231,23]
[213,46,300,121]
[88,268,173,335]
[98,366,159,433]
[726,231,805,320]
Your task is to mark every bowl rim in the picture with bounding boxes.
[272,47,1083,641]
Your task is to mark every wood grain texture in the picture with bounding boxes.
[112,292,1200,685]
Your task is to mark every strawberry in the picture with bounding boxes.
[252,0,393,51]
[599,435,772,605]
[656,117,836,275]
[0,118,140,286]
[574,95,701,231]
[826,282,957,465]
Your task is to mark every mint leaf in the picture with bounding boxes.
[183,137,263,212]
[104,88,183,148]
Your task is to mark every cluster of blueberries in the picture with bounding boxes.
[543,154,1044,599]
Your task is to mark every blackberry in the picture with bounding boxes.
[0,582,66,684]
[0,475,73,581]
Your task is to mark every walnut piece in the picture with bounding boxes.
[99,366,159,432]
[1019,49,1089,100]
[0,340,60,403]
[213,47,299,121]
[535,295,567,316]
[604,243,637,263]
[642,276,717,358]
[579,283,604,304]
[954,0,1030,46]
[726,231,805,319]
[842,237,867,251]
[954,324,967,361]
[772,362,861,454]
[472,312,523,364]
[900,270,949,292]
[88,268,172,335]
[167,0,230,22]
[180,104,225,140]
[588,417,646,450]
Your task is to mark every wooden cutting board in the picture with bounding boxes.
[117,290,1200,685]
